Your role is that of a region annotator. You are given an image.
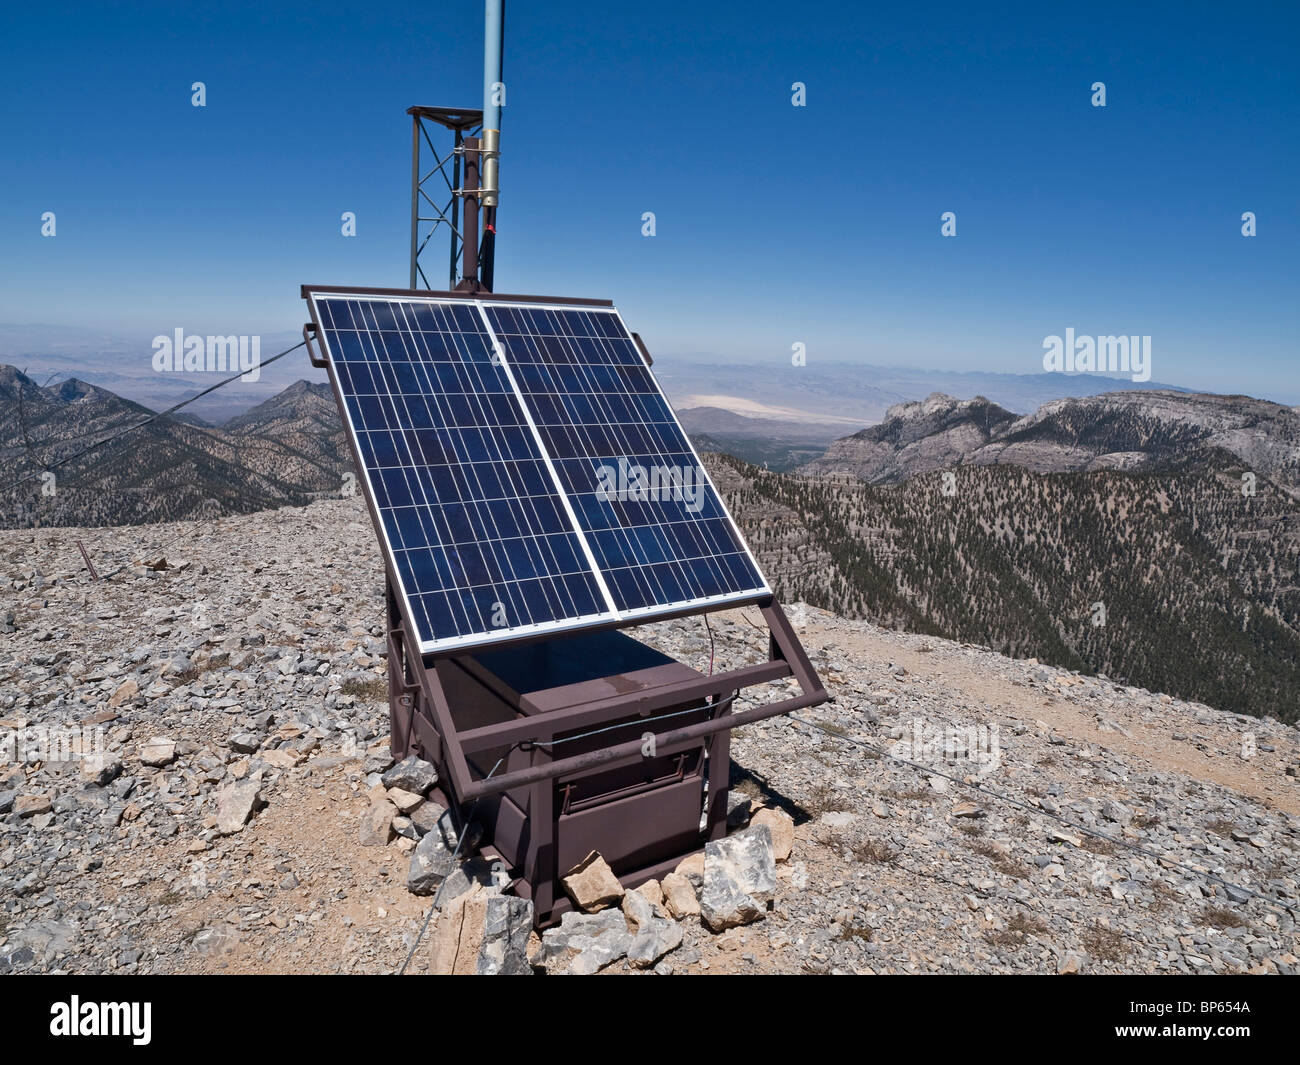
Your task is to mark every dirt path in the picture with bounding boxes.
[798,616,1300,817]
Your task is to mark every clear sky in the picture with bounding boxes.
[1,1,1296,399]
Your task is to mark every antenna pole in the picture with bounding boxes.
[479,0,504,291]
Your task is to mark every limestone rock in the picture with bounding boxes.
[561,851,624,912]
[107,677,139,707]
[215,778,261,834]
[633,878,665,911]
[661,871,701,919]
[81,752,123,787]
[359,800,397,847]
[438,857,498,904]
[14,794,53,818]
[622,887,658,930]
[408,825,458,895]
[409,799,449,837]
[675,852,705,890]
[427,886,533,975]
[261,748,305,770]
[750,806,795,861]
[628,917,684,968]
[1101,799,1132,826]
[382,756,439,796]
[387,787,424,813]
[193,923,240,957]
[229,733,261,754]
[700,824,776,931]
[140,737,176,767]
[538,909,632,974]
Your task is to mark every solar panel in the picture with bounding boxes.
[305,289,769,652]
[483,304,768,617]
[312,295,616,649]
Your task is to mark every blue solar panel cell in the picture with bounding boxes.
[483,304,767,616]
[306,290,769,652]
[311,296,615,650]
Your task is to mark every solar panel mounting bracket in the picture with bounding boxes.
[631,331,653,367]
[302,321,326,368]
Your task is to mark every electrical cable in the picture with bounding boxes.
[2,340,306,494]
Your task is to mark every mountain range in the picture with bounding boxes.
[4,365,1298,722]
[0,367,348,528]
[801,390,1300,488]
[663,361,1214,470]
[0,325,314,424]
[708,390,1300,722]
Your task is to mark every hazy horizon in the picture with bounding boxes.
[4,320,1297,430]
[3,2,1296,404]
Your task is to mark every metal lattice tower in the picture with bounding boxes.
[407,106,484,291]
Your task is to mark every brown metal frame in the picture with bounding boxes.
[390,591,825,803]
[384,572,825,924]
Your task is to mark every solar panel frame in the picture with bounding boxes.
[303,287,771,656]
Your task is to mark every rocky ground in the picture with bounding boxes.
[1,497,1298,975]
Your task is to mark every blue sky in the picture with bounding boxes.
[1,1,1296,399]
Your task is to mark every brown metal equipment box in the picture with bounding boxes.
[438,630,722,922]
[386,586,827,927]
